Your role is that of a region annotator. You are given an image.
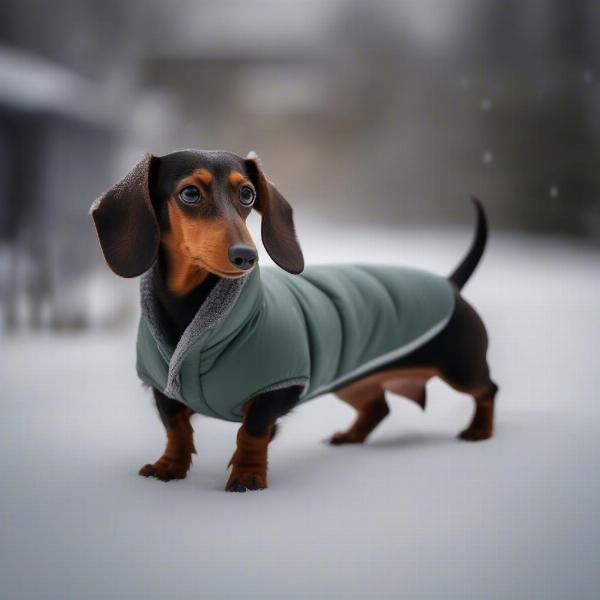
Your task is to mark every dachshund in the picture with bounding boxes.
[90,150,497,492]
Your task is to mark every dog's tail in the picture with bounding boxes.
[448,197,488,290]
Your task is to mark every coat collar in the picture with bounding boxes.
[140,263,262,398]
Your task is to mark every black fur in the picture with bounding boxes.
[448,197,488,290]
[244,386,304,437]
[149,151,249,224]
[154,387,187,427]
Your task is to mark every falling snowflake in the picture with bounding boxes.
[482,151,493,165]
[549,186,559,198]
[481,98,492,112]
[460,76,471,90]
[583,71,593,84]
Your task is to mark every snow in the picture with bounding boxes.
[1,222,599,599]
[482,150,494,165]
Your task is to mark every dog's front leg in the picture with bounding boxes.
[226,385,302,492]
[139,388,196,481]
[226,425,271,492]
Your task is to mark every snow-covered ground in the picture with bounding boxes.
[2,219,599,599]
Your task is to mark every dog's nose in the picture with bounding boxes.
[228,245,257,270]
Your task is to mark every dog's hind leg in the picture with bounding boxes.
[430,293,498,441]
[139,388,196,481]
[456,380,498,441]
[438,353,498,442]
[329,384,390,445]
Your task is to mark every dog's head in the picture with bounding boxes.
[90,150,304,279]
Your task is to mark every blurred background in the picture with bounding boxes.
[1,3,600,599]
[0,0,598,330]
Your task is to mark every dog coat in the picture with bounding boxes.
[136,264,455,422]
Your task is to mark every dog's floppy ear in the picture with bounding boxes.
[244,152,304,274]
[90,153,160,278]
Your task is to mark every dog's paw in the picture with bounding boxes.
[458,427,493,442]
[225,469,267,492]
[139,459,189,481]
[328,431,364,445]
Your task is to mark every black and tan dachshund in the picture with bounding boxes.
[91,150,497,492]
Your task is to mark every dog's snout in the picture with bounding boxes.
[228,245,257,270]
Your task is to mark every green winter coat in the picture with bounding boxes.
[136,264,455,422]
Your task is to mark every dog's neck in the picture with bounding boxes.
[155,247,220,345]
[162,244,209,297]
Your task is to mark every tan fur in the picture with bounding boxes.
[139,407,196,480]
[175,169,213,196]
[226,426,270,490]
[228,170,247,188]
[193,168,213,186]
[162,203,253,294]
[337,367,438,403]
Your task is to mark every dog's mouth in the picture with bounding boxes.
[194,258,255,279]
[214,268,253,279]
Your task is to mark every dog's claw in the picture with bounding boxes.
[138,461,188,481]
[226,470,267,492]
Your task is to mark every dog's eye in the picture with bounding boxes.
[240,186,255,207]
[179,186,201,204]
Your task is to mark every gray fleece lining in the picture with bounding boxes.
[140,264,249,399]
